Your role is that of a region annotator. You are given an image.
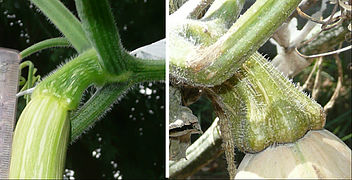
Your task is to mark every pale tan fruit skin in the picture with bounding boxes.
[235,129,352,179]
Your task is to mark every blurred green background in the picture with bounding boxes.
[1,0,165,179]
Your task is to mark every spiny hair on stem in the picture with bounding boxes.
[69,83,133,144]
[259,53,320,105]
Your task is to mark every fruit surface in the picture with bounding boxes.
[235,129,352,179]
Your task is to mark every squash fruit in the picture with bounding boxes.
[235,129,352,179]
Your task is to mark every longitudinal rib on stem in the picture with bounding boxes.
[76,0,127,75]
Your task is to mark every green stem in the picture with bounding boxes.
[341,133,352,141]
[69,56,165,142]
[19,50,165,145]
[20,38,71,59]
[32,48,106,110]
[130,57,166,83]
[26,63,33,104]
[202,0,245,28]
[30,0,90,53]
[170,0,302,86]
[19,76,26,86]
[11,1,166,178]
[69,55,164,142]
[19,61,34,104]
[75,0,127,75]
[70,82,133,142]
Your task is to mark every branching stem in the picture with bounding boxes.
[312,57,323,99]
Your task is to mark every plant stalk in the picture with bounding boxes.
[20,38,71,59]
[30,0,90,53]
[170,0,303,86]
[75,0,127,75]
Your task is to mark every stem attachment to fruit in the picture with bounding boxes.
[209,52,326,153]
[32,49,106,110]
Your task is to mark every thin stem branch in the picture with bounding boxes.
[289,0,321,19]
[296,3,340,29]
[20,38,70,59]
[19,61,35,104]
[324,53,343,112]
[25,63,33,104]
[296,6,326,24]
[296,45,352,58]
[30,0,90,53]
[312,57,323,99]
[321,2,339,30]
[292,0,329,48]
[300,59,319,91]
